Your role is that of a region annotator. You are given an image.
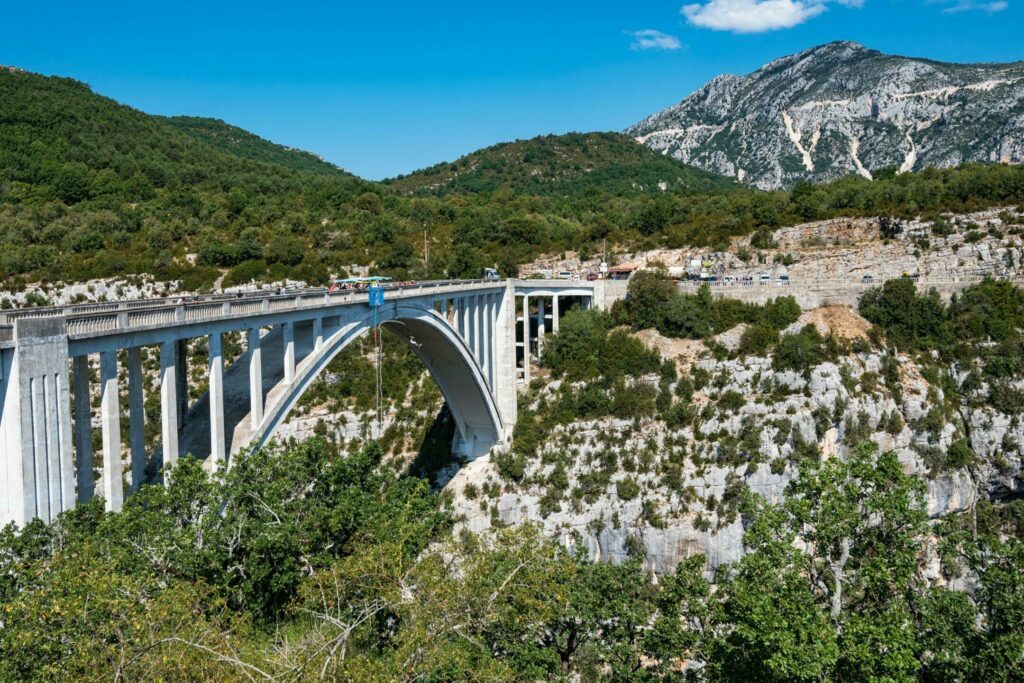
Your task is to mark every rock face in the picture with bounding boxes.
[626,41,1024,190]
[449,338,1024,575]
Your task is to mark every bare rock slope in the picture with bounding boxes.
[627,41,1024,189]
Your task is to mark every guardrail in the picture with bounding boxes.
[0,279,507,338]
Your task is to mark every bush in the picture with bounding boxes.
[773,325,833,374]
[739,322,779,356]
[859,278,952,352]
[946,439,978,469]
[616,478,641,501]
[222,259,269,287]
[718,390,746,412]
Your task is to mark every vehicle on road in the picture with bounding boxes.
[861,274,874,284]
[483,267,501,280]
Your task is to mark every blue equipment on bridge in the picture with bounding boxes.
[368,284,385,307]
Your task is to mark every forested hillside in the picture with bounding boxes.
[384,132,737,196]
[161,115,349,176]
[3,67,1024,293]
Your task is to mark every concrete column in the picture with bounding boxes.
[248,328,263,429]
[493,282,518,441]
[72,355,94,503]
[521,294,530,384]
[485,294,494,387]
[537,297,546,358]
[99,350,123,512]
[453,297,461,336]
[283,321,295,383]
[475,295,484,365]
[160,341,179,470]
[467,298,476,359]
[1,318,75,526]
[208,332,225,470]
[552,295,560,334]
[313,317,323,351]
[126,347,146,491]
[175,339,188,429]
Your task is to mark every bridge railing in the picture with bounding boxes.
[0,278,507,327]
[9,279,509,338]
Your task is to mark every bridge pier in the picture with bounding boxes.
[175,339,188,431]
[283,321,295,383]
[209,332,226,470]
[248,327,264,429]
[71,355,94,504]
[0,318,76,526]
[127,347,146,491]
[99,349,123,512]
[160,340,180,469]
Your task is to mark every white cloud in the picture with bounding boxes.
[627,29,683,50]
[939,0,1007,12]
[681,0,838,32]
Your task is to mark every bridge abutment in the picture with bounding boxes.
[0,318,76,526]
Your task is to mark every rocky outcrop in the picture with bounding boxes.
[449,336,1022,575]
[627,41,1024,190]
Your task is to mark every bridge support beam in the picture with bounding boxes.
[208,332,225,470]
[127,347,146,491]
[175,339,188,430]
[160,341,179,471]
[552,295,560,334]
[521,294,530,384]
[313,317,323,351]
[493,283,518,441]
[283,322,295,383]
[248,328,263,429]
[537,298,547,358]
[99,350,123,512]
[72,355,94,504]
[484,295,493,388]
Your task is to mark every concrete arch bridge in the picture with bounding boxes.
[0,279,604,526]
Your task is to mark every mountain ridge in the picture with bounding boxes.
[385,132,737,196]
[627,41,1024,189]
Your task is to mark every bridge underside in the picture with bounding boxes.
[176,306,506,466]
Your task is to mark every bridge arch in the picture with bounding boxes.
[246,301,505,461]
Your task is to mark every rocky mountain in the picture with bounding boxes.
[386,132,736,196]
[627,41,1024,190]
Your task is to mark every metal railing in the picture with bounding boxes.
[0,279,509,339]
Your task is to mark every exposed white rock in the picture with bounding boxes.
[627,41,1024,189]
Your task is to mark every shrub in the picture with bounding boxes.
[738,322,779,356]
[773,325,832,374]
[616,478,641,501]
[946,439,978,469]
[718,390,746,412]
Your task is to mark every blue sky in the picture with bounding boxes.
[2,1,1021,179]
